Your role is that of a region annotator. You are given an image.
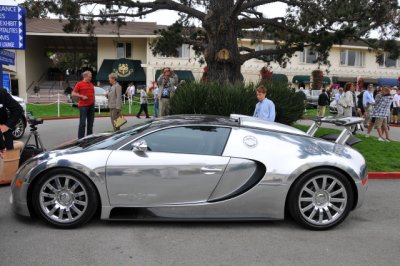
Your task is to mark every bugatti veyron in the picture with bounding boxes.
[10,115,367,230]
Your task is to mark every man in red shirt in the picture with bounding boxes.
[72,71,95,139]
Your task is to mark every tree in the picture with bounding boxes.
[23,0,400,84]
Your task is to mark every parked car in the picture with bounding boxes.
[11,95,27,139]
[329,100,338,114]
[306,89,322,108]
[72,86,109,110]
[10,115,367,230]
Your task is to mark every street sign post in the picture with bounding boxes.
[0,49,15,65]
[0,3,25,91]
[0,5,26,49]
[2,73,11,93]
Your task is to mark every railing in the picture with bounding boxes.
[26,71,47,94]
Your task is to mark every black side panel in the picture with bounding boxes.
[208,161,266,203]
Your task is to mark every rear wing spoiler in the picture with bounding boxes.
[307,117,364,145]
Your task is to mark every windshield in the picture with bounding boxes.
[86,121,152,151]
[95,87,106,95]
[311,90,321,96]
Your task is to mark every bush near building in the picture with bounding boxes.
[170,81,304,125]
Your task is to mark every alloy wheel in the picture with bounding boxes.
[39,174,88,223]
[298,175,348,226]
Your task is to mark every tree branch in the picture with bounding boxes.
[240,46,302,63]
[238,17,285,29]
[240,0,293,12]
[77,0,206,21]
[230,0,246,17]
[239,46,255,52]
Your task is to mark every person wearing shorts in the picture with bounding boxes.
[370,87,393,141]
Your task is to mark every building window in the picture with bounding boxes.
[340,50,364,67]
[116,42,132,58]
[157,44,191,58]
[176,44,190,58]
[379,53,399,68]
[254,45,276,61]
[300,48,318,64]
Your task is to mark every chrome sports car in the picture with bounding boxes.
[10,115,367,230]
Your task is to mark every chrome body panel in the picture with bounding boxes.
[10,115,367,222]
[106,151,229,205]
[231,114,307,136]
[10,150,113,216]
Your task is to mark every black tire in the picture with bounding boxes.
[31,169,99,228]
[12,117,26,139]
[288,168,354,230]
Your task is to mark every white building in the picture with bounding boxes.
[4,19,400,100]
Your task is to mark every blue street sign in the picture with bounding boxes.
[0,5,26,49]
[2,73,11,93]
[0,49,15,65]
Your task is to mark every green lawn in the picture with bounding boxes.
[303,107,337,118]
[27,102,154,118]
[295,124,400,172]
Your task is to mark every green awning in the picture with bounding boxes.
[322,77,331,84]
[155,70,195,82]
[292,75,310,84]
[332,76,357,83]
[272,73,288,82]
[96,59,146,82]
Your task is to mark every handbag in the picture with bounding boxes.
[113,116,127,128]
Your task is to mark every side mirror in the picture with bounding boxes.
[132,139,148,152]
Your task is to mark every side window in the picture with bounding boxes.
[140,126,231,156]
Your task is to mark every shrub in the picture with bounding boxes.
[170,81,304,125]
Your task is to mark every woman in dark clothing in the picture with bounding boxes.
[0,88,24,150]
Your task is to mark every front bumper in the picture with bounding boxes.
[10,183,31,217]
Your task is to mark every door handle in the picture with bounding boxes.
[201,167,222,174]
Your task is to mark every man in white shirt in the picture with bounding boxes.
[253,85,276,122]
[391,88,400,124]
[363,84,375,126]
[125,83,136,102]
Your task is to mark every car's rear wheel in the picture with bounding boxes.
[31,169,99,228]
[288,168,353,230]
[12,117,26,139]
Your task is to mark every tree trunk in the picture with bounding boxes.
[203,0,243,84]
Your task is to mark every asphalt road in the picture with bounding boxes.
[0,180,399,266]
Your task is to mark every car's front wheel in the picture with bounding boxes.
[288,168,354,230]
[12,117,26,139]
[31,169,99,228]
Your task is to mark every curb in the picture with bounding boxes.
[368,172,400,179]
